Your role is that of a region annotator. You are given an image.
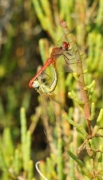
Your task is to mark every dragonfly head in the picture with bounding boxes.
[62,41,70,51]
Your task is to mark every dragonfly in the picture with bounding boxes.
[29,21,85,92]
[29,41,72,88]
[32,60,58,96]
[29,20,86,89]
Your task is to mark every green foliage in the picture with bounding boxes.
[0,107,34,179]
[0,0,103,179]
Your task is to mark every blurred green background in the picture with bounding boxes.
[0,0,47,147]
[0,0,103,179]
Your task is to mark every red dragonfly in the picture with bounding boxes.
[29,21,81,89]
[29,41,71,88]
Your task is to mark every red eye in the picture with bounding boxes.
[62,41,70,50]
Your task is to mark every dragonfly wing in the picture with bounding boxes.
[62,50,83,73]
[63,63,73,73]
[62,51,76,72]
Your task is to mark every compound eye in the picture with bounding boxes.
[62,41,70,50]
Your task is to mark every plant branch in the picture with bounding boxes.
[61,21,92,135]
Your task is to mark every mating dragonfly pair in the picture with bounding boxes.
[29,21,81,96]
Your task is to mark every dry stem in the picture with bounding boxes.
[61,21,92,135]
